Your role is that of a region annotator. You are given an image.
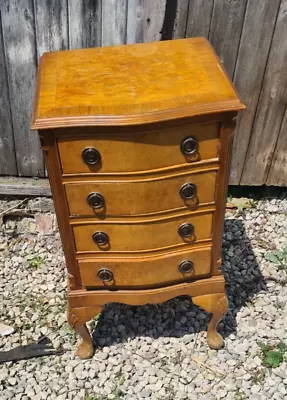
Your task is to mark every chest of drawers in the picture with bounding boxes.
[32,38,245,359]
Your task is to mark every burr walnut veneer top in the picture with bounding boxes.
[32,37,244,130]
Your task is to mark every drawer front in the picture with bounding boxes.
[58,123,219,175]
[65,170,217,217]
[72,212,213,253]
[79,247,212,289]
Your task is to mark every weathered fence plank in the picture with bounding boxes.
[34,0,68,56]
[102,0,128,46]
[0,12,17,176]
[68,0,102,49]
[230,0,281,185]
[173,0,190,39]
[127,0,167,43]
[1,0,44,177]
[241,0,287,185]
[266,108,287,186]
[185,0,214,38]
[209,0,248,76]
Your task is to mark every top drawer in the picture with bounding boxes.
[58,122,220,175]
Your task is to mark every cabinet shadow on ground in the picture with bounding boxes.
[91,218,265,348]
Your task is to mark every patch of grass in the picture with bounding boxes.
[26,254,43,268]
[234,389,246,400]
[265,246,287,269]
[258,341,287,368]
[251,368,266,384]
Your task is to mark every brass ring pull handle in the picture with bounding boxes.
[180,136,197,156]
[87,192,105,209]
[178,260,194,274]
[82,147,101,165]
[93,231,109,246]
[178,223,194,238]
[97,268,113,282]
[180,183,196,200]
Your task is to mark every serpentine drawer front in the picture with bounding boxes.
[58,123,220,175]
[32,37,245,358]
[78,247,212,289]
[72,212,213,253]
[64,169,217,217]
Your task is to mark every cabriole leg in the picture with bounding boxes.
[67,304,102,359]
[192,292,228,349]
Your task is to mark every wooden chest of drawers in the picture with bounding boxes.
[32,38,245,359]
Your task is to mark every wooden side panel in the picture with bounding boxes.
[185,0,214,38]
[72,211,213,253]
[126,0,167,43]
[241,0,287,185]
[0,12,17,175]
[68,0,102,49]
[102,0,128,46]
[79,247,212,288]
[230,0,281,184]
[34,0,68,56]
[266,108,287,186]
[209,0,248,76]
[64,170,217,217]
[1,0,44,177]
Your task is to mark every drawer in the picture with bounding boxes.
[72,212,213,254]
[58,123,219,175]
[79,247,212,289]
[65,169,217,217]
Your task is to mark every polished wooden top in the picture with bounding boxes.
[32,37,244,130]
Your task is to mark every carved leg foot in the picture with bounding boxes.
[67,305,102,359]
[192,293,228,350]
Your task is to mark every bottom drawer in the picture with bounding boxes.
[78,247,212,289]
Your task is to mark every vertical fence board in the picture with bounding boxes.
[266,108,287,186]
[185,0,214,38]
[0,11,17,175]
[241,0,287,185]
[173,0,190,39]
[127,0,167,43]
[209,0,247,77]
[35,0,68,57]
[1,0,44,177]
[229,0,281,185]
[102,0,128,46]
[68,0,101,49]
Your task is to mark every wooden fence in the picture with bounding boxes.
[0,0,286,186]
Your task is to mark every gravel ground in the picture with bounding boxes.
[0,196,287,400]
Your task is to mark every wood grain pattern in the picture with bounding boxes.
[31,38,244,129]
[127,0,167,43]
[68,0,102,49]
[209,0,248,76]
[0,12,17,175]
[2,0,44,176]
[79,246,212,289]
[230,0,281,184]
[101,0,127,46]
[185,0,214,38]
[72,211,213,253]
[57,122,220,175]
[64,169,217,217]
[266,107,287,186]
[241,0,287,185]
